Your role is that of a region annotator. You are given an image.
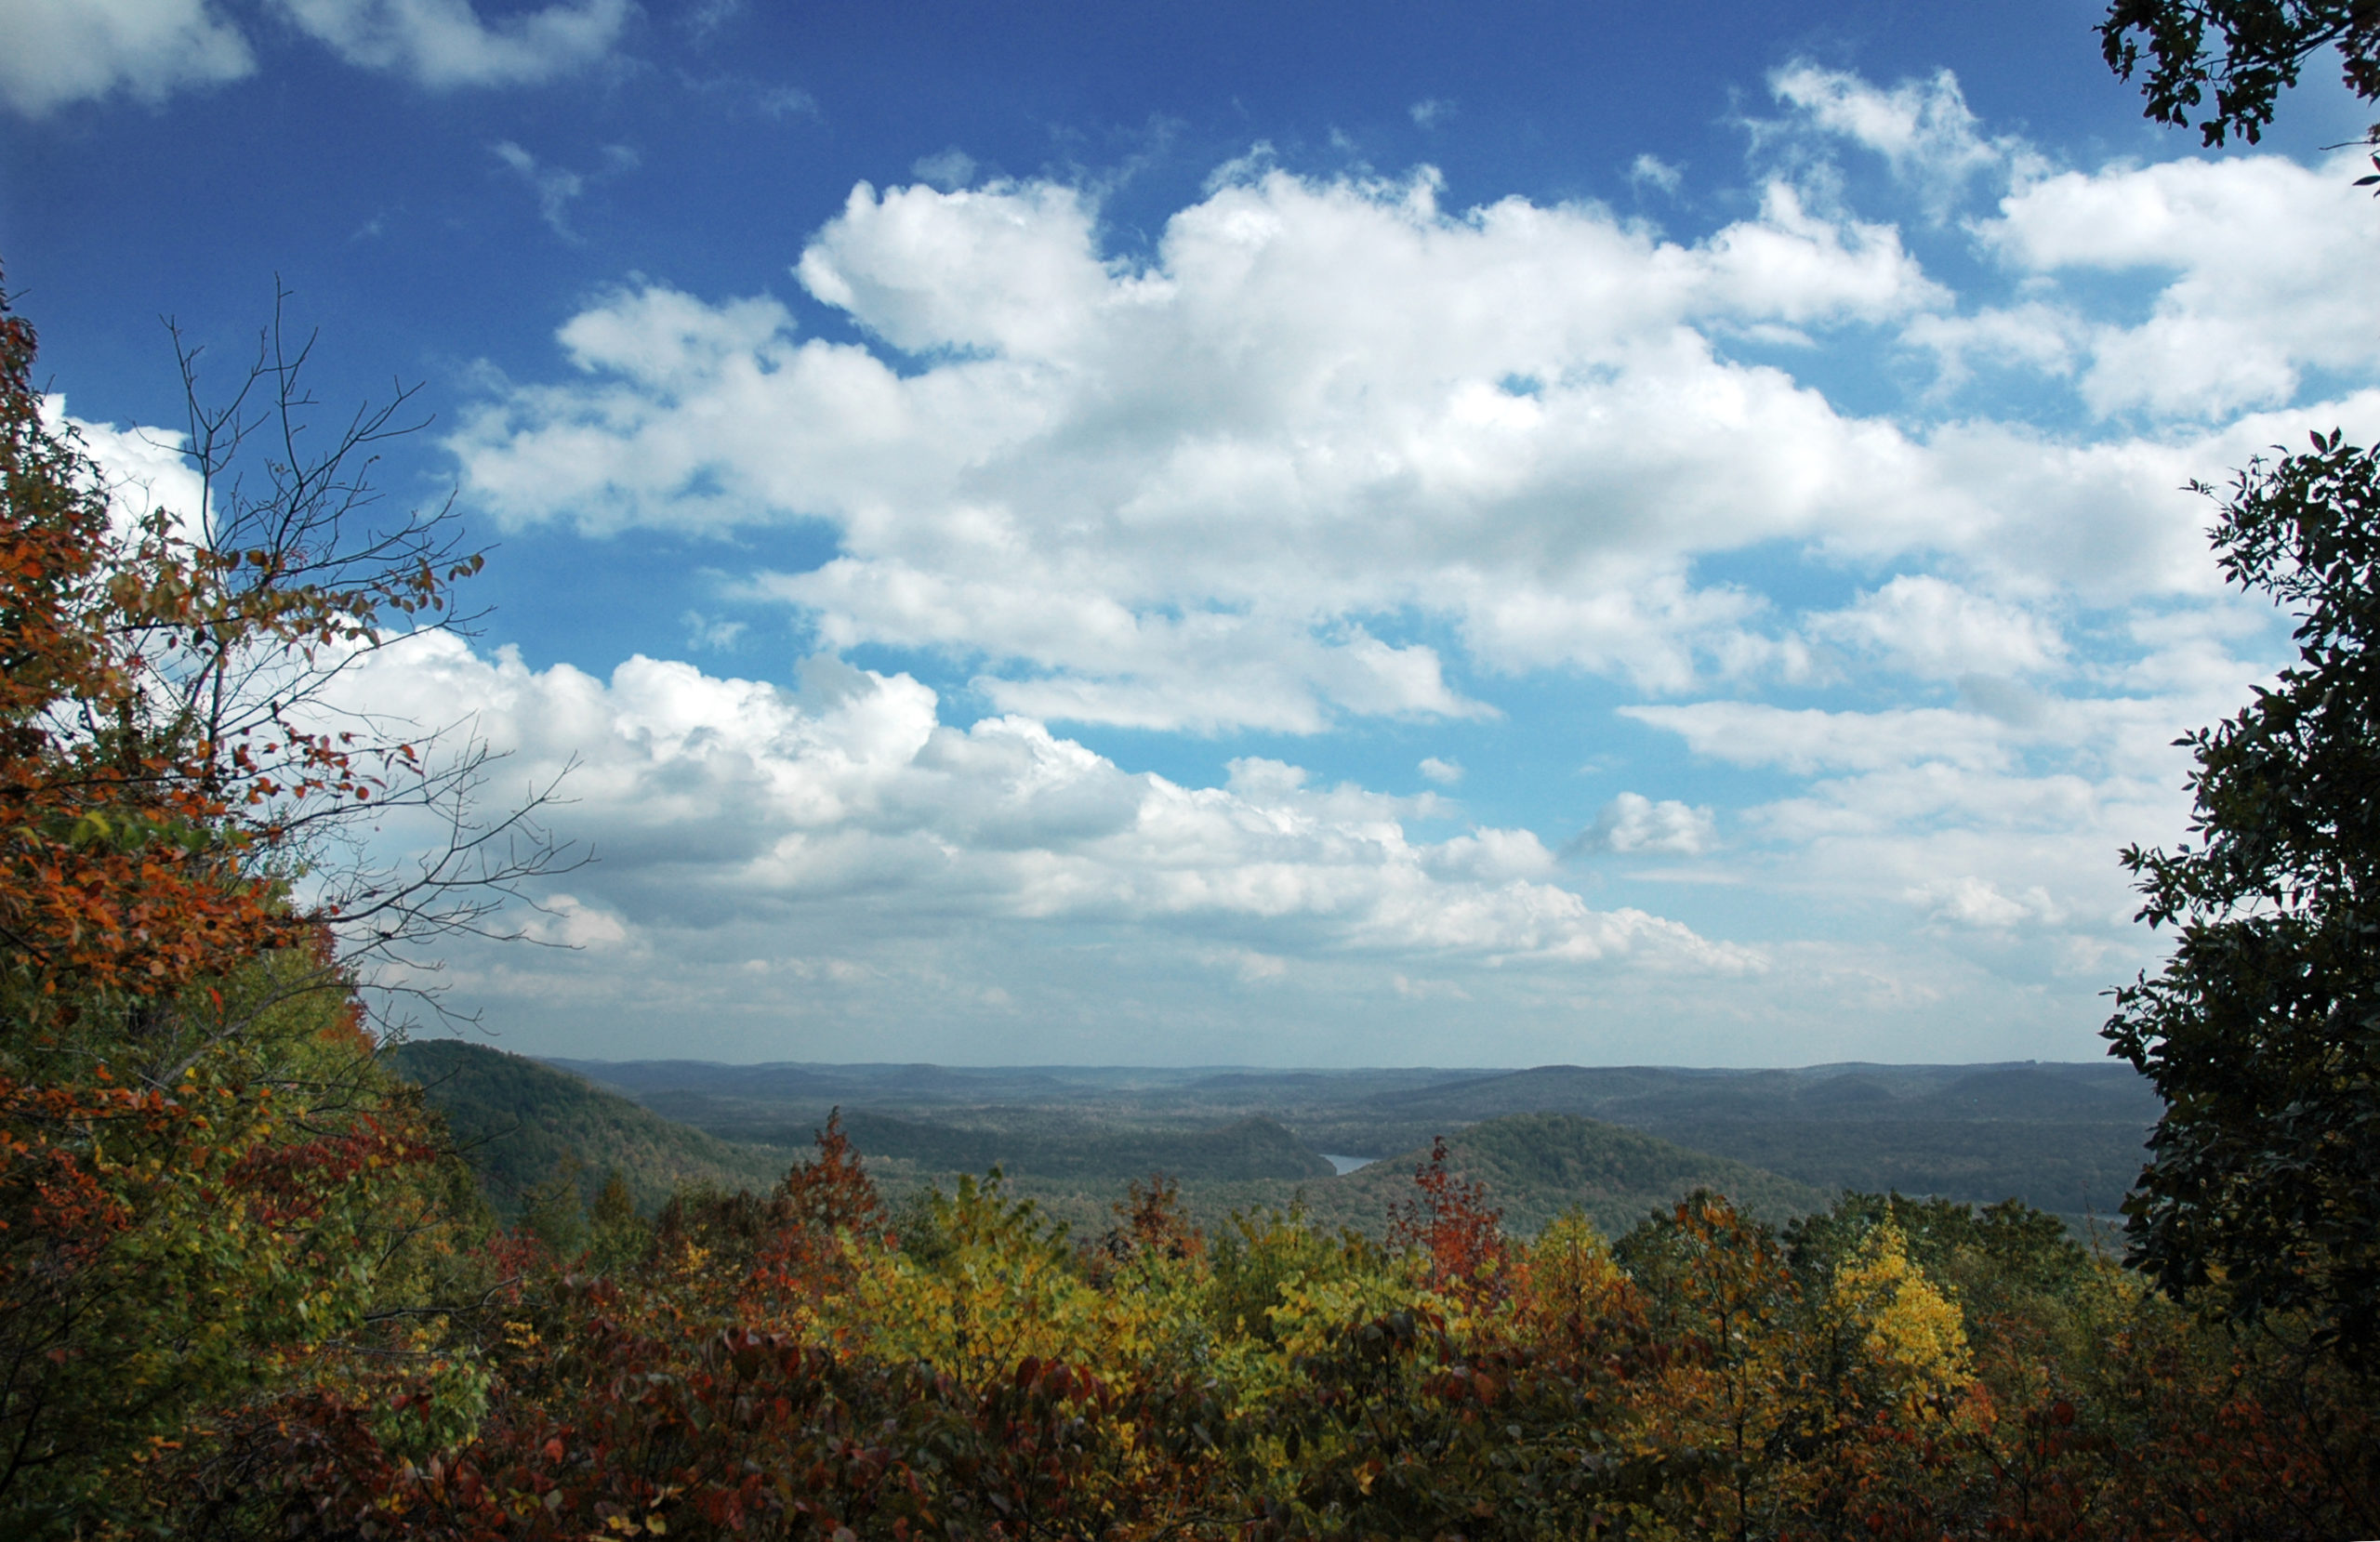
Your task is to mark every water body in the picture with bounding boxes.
[1321,1154,1378,1176]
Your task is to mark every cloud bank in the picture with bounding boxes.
[344,636,1739,969]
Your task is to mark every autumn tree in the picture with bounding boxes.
[1385,1135,1508,1299]
[0,274,557,1533]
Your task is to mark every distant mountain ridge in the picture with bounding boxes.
[398,1048,1847,1237]
[1369,1061,2158,1125]
[549,1055,2154,1221]
[400,1050,2151,1237]
[1382,1062,2156,1217]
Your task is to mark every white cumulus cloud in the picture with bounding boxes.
[1908,875,2065,930]
[0,0,253,116]
[1971,151,2380,417]
[448,138,2376,753]
[1578,792,1717,856]
[0,0,630,113]
[39,396,208,544]
[328,633,1750,976]
[449,163,1993,731]
[272,0,628,87]
[1621,702,2015,776]
[1806,574,2065,679]
[1769,61,2042,214]
[1630,154,1683,194]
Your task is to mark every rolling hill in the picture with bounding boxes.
[1297,1113,1831,1238]
[387,1040,796,1219]
[402,1046,2144,1243]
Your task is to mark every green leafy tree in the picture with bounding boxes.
[2106,433,2380,1358]
[520,1153,591,1260]
[2097,0,2380,1366]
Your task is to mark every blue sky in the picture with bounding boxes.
[6,0,2377,1066]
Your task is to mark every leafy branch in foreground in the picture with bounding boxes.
[2100,0,2380,146]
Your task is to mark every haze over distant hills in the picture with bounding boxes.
[526,1054,2155,1231]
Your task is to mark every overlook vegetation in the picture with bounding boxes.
[100,1079,2380,1538]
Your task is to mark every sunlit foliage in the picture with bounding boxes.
[115,1121,2359,1541]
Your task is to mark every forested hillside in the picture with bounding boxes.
[1357,1062,2161,1219]
[1312,1113,1831,1236]
[388,1040,793,1219]
[423,1047,1830,1241]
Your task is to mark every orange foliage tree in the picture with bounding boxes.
[0,276,556,1535]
